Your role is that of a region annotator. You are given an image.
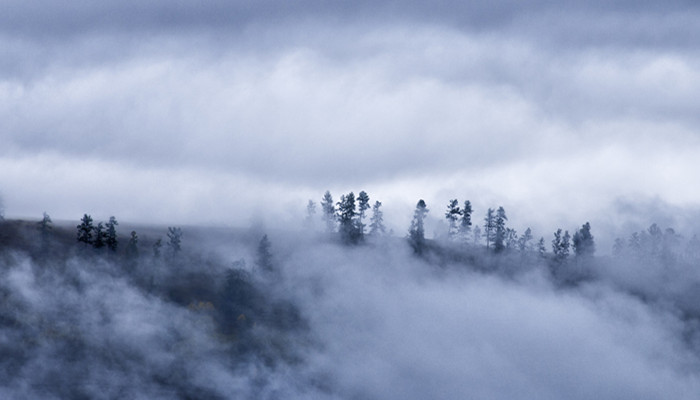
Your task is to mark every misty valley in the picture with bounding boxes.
[1,192,700,399]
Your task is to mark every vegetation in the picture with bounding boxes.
[2,192,700,398]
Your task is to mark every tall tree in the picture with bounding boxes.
[320,191,336,233]
[76,214,94,246]
[493,206,508,253]
[255,234,274,273]
[552,229,570,263]
[105,216,119,252]
[445,199,462,240]
[336,192,359,244]
[483,208,495,250]
[93,222,106,249]
[408,199,429,253]
[459,200,473,241]
[369,201,386,236]
[572,222,595,258]
[356,191,370,238]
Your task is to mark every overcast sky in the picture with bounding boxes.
[2,1,700,248]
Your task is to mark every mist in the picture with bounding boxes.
[3,1,700,398]
[2,208,700,399]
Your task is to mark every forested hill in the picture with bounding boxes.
[1,196,700,399]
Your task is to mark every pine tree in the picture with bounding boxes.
[493,206,507,253]
[105,216,119,252]
[552,229,570,263]
[77,214,94,246]
[336,192,359,244]
[369,201,386,236]
[39,212,53,235]
[572,222,595,258]
[408,199,429,253]
[483,208,495,250]
[459,200,473,241]
[93,222,106,249]
[357,191,370,238]
[320,191,336,233]
[256,234,274,273]
[445,199,462,240]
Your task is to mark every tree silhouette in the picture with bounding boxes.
[76,214,94,246]
[93,222,106,249]
[483,208,495,250]
[460,200,473,241]
[572,222,595,259]
[445,199,462,240]
[321,191,336,234]
[494,207,508,253]
[408,199,429,253]
[369,201,386,236]
[357,191,370,238]
[337,192,360,244]
[256,234,274,273]
[105,216,119,252]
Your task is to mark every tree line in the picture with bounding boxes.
[308,191,596,263]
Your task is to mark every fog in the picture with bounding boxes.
[2,214,700,399]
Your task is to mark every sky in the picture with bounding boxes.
[2,1,700,249]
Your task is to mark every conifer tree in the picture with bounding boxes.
[460,200,473,241]
[493,206,508,253]
[369,201,386,236]
[336,192,359,244]
[445,199,462,240]
[256,234,274,273]
[572,222,595,258]
[552,229,570,262]
[105,216,119,252]
[408,199,429,253]
[77,214,94,246]
[93,222,106,249]
[320,191,336,233]
[357,191,370,237]
[483,208,495,250]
